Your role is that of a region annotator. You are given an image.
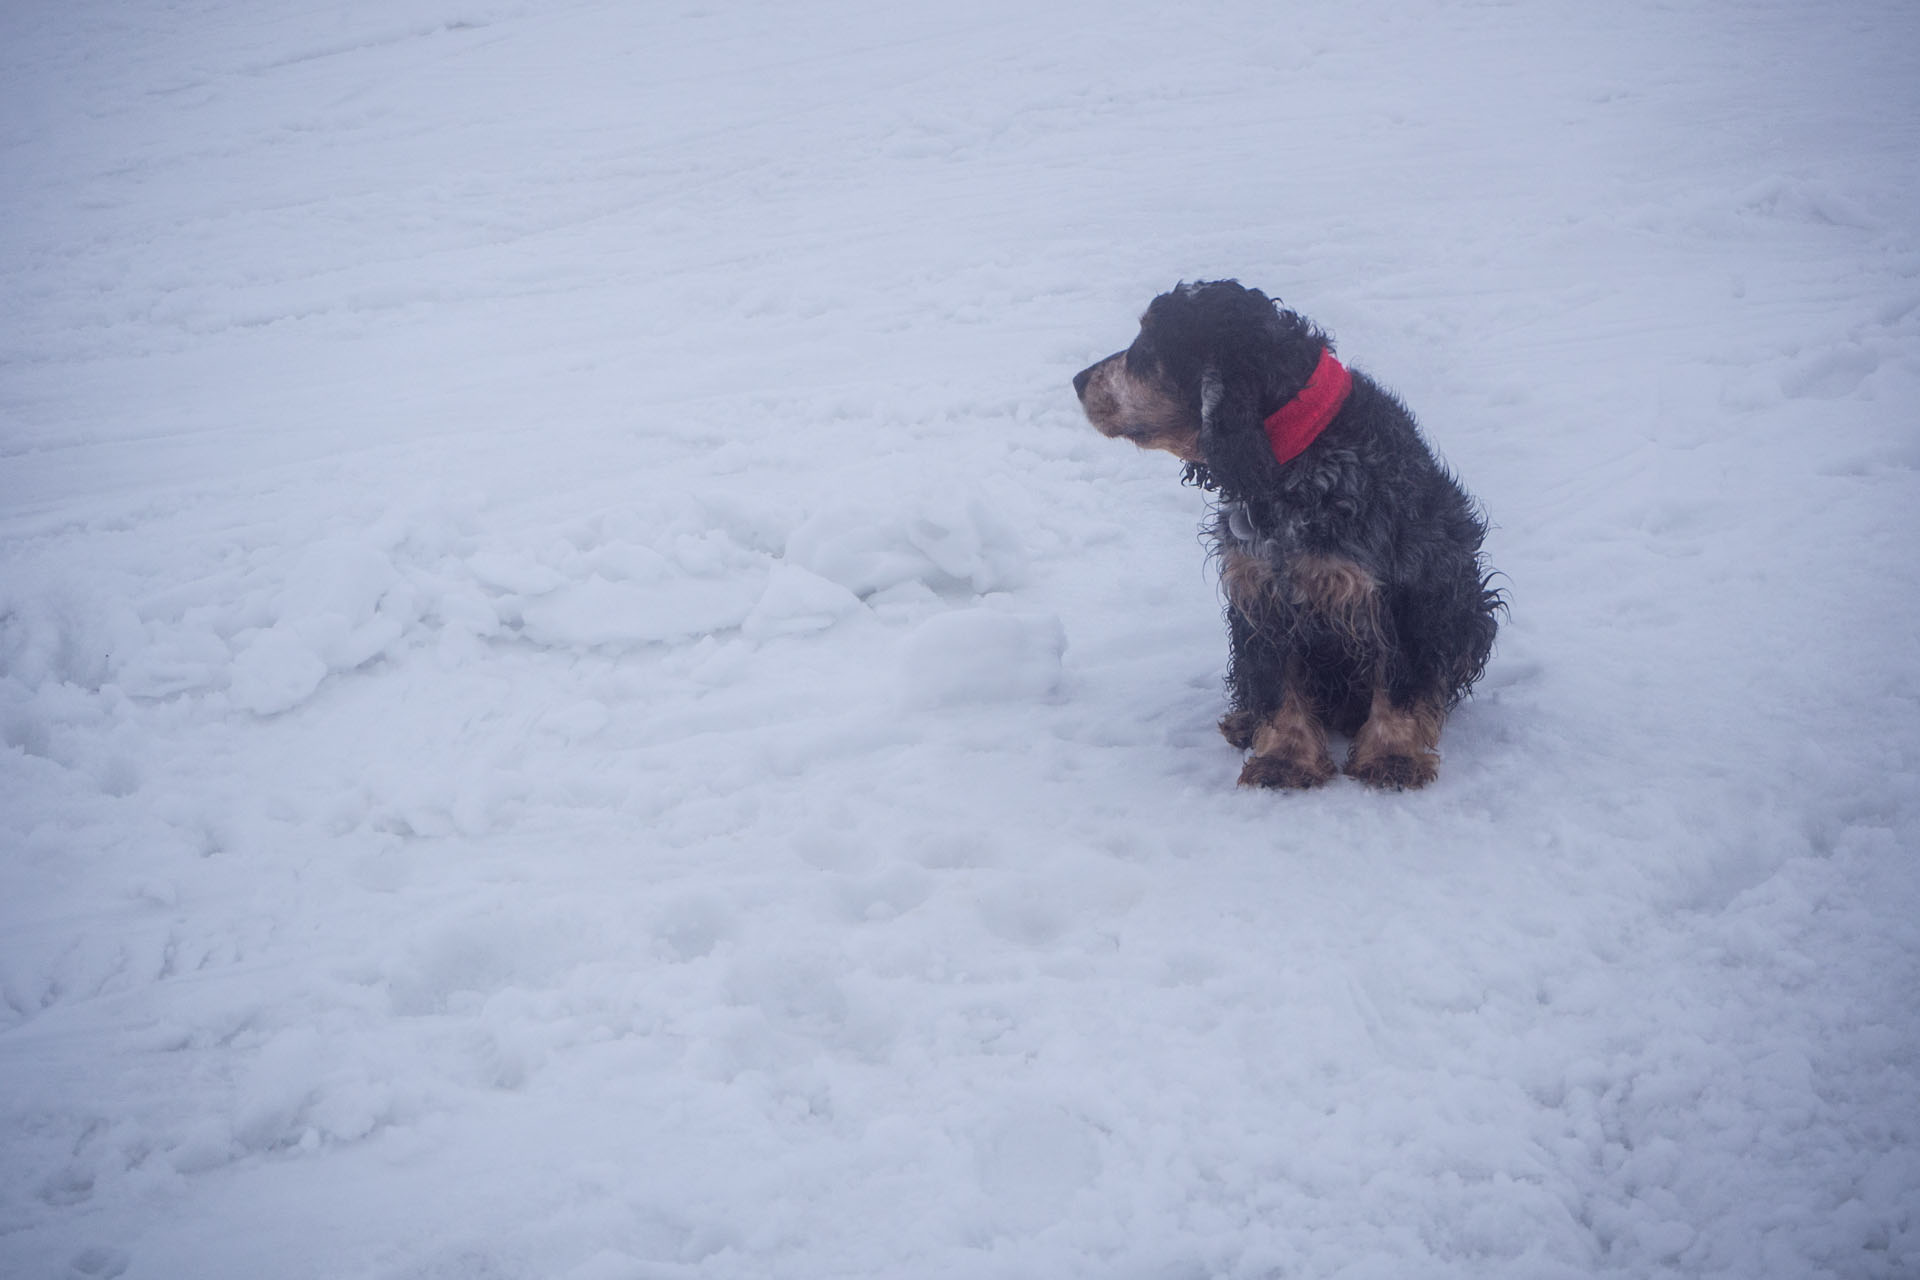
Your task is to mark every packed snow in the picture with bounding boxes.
[3,1,1917,1277]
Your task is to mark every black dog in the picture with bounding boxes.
[1072,280,1500,789]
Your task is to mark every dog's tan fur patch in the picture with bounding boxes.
[1287,553,1380,646]
[1238,688,1335,789]
[1220,547,1275,618]
[1076,354,1201,462]
[1346,689,1444,789]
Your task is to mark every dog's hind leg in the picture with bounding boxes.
[1343,573,1493,789]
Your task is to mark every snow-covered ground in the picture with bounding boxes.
[3,1,1917,1276]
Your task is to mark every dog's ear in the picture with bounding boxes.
[1198,362,1284,499]
[1193,292,1332,498]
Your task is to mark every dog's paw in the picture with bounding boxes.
[1344,750,1439,790]
[1238,752,1335,790]
[1218,710,1260,751]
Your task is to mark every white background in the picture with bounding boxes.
[3,1,1916,1276]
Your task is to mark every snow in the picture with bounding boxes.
[898,609,1065,708]
[2,0,1917,1277]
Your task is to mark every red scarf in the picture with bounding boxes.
[1263,348,1351,464]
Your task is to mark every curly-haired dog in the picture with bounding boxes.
[1072,280,1501,789]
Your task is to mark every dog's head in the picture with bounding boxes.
[1071,279,1330,490]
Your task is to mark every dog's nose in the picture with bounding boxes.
[1072,366,1093,399]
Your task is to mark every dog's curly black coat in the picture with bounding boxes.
[1072,280,1502,789]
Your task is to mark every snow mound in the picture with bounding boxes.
[898,607,1066,707]
[227,625,332,716]
[741,563,866,641]
[515,572,764,649]
[785,495,1028,598]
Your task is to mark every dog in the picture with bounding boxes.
[1072,280,1500,789]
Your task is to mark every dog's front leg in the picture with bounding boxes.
[1345,688,1444,790]
[1239,692,1337,789]
[1218,605,1269,750]
[1218,552,1335,788]
[1235,654,1336,790]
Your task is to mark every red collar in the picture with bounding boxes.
[1263,348,1352,464]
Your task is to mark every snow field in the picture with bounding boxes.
[3,0,1919,1277]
